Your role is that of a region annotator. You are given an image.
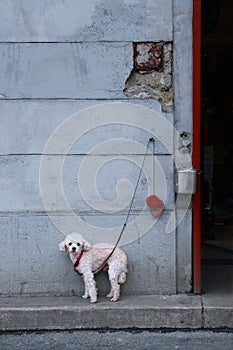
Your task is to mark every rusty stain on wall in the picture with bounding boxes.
[124,42,173,112]
[133,42,163,71]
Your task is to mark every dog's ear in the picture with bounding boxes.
[82,239,91,251]
[59,240,68,252]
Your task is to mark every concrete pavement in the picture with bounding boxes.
[1,330,233,350]
[0,293,232,331]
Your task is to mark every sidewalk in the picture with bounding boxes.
[0,293,232,331]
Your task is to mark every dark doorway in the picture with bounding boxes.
[201,0,233,293]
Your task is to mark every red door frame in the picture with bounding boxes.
[192,0,202,293]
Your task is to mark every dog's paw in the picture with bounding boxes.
[106,292,113,298]
[90,298,97,303]
[82,294,89,299]
[110,297,119,302]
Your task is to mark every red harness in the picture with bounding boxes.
[73,250,84,272]
[73,250,109,274]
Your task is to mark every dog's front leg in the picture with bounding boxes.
[83,271,97,303]
[82,279,89,299]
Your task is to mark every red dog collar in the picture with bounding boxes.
[73,251,84,272]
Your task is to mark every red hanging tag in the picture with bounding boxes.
[146,194,164,218]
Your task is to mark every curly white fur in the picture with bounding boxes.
[59,233,128,303]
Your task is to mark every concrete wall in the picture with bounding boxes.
[0,0,193,296]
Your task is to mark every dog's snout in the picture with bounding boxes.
[72,246,76,252]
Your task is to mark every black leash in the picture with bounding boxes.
[93,138,155,274]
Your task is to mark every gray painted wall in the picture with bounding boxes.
[0,0,193,297]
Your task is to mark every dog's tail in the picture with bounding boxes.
[118,271,127,284]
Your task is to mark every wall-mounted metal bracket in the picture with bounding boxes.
[175,169,198,194]
[179,131,191,153]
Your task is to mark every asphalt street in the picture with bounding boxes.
[0,330,233,350]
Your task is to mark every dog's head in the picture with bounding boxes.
[59,233,91,256]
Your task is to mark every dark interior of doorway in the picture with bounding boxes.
[201,0,233,293]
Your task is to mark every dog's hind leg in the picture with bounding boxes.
[107,268,120,302]
[106,285,114,299]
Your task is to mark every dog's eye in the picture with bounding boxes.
[77,243,81,246]
[68,242,72,246]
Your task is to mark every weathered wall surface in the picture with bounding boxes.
[0,0,193,296]
[0,0,172,42]
[173,0,193,292]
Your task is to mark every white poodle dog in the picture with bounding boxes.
[59,233,128,303]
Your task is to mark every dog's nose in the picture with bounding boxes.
[72,247,76,252]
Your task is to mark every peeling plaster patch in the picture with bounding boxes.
[124,42,173,112]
